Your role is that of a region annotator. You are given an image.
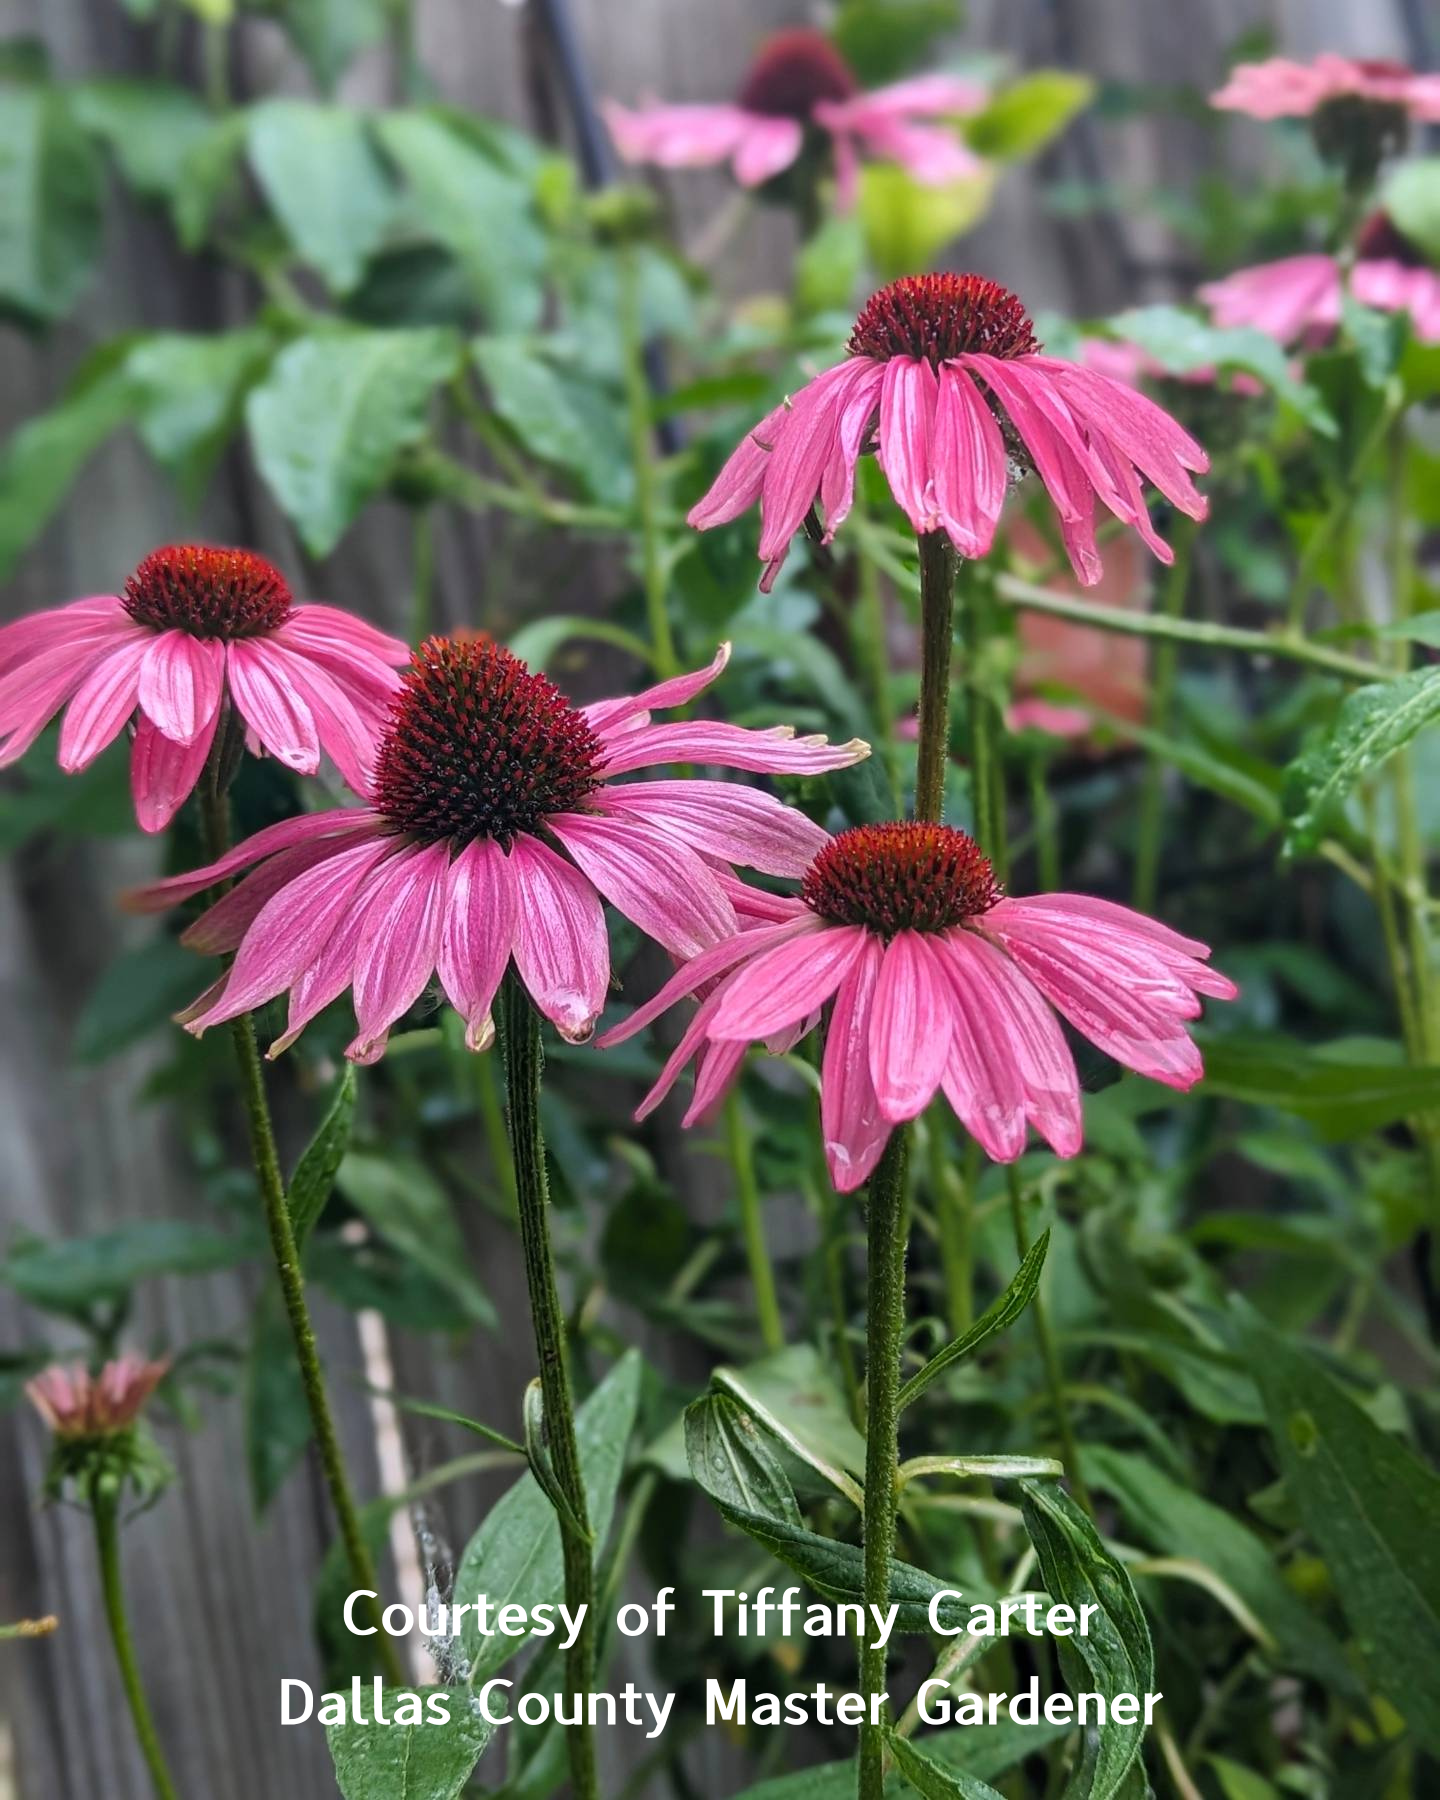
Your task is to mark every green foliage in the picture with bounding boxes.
[1283,668,1440,852]
[246,101,395,295]
[964,73,1096,160]
[858,163,995,280]
[327,1691,494,1800]
[0,80,103,323]
[336,1151,494,1326]
[1383,158,1440,263]
[2,1222,249,1317]
[287,1066,357,1246]
[898,1230,1049,1410]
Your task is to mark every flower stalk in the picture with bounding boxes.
[498,973,600,1800]
[93,1479,180,1800]
[914,531,956,823]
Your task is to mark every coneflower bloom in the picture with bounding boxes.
[1210,54,1440,123]
[0,546,408,831]
[600,822,1235,1190]
[27,1356,169,1439]
[1200,230,1440,349]
[605,28,984,207]
[127,638,867,1062]
[689,273,1209,591]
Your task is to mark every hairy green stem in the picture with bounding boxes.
[915,533,956,823]
[726,1088,784,1353]
[498,976,599,1800]
[1133,520,1196,912]
[858,1128,910,1800]
[93,1487,180,1800]
[198,787,401,1684]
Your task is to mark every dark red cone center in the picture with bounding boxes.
[122,545,294,639]
[849,273,1040,366]
[736,28,858,119]
[802,822,1002,935]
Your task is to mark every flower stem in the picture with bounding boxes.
[915,532,956,823]
[1133,519,1196,913]
[92,1485,180,1800]
[197,786,401,1685]
[620,246,679,682]
[858,1127,910,1800]
[725,1087,784,1354]
[498,975,599,1800]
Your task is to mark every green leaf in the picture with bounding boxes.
[126,328,273,503]
[288,1065,356,1246]
[1196,1033,1440,1140]
[244,1285,311,1512]
[1082,1445,1361,1699]
[858,163,995,281]
[1236,1306,1440,1753]
[886,1732,1006,1800]
[732,1722,1069,1799]
[377,112,545,330]
[795,213,864,316]
[278,0,390,91]
[0,732,132,852]
[900,1231,1049,1411]
[327,1690,493,1800]
[0,83,103,322]
[247,101,394,295]
[246,328,459,556]
[1282,668,1440,852]
[2,1221,249,1315]
[965,72,1095,159]
[471,337,629,504]
[712,1343,868,1495]
[336,1153,494,1327]
[1383,158,1440,264]
[831,2,962,84]
[70,78,213,202]
[171,114,247,250]
[72,936,199,1063]
[1108,306,1335,435]
[453,1350,641,1680]
[0,346,138,579]
[684,1392,803,1526]
[1018,1480,1154,1800]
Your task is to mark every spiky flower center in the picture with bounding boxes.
[122,545,293,639]
[802,822,1002,935]
[849,273,1040,366]
[373,636,603,848]
[736,28,858,119]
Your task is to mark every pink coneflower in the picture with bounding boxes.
[1078,336,1264,399]
[1210,54,1440,123]
[689,273,1209,592]
[1200,248,1440,347]
[0,546,408,832]
[605,28,984,207]
[127,637,867,1062]
[601,822,1234,1190]
[27,1356,169,1439]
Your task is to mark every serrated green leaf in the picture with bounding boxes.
[471,337,629,504]
[246,328,459,555]
[0,84,103,323]
[327,1690,493,1800]
[247,101,394,295]
[1236,1306,1440,1754]
[1019,1480,1154,1800]
[965,72,1095,159]
[1283,667,1440,852]
[900,1231,1049,1411]
[288,1065,356,1246]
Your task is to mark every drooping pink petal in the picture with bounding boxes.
[546,811,736,959]
[818,361,884,541]
[1038,360,1209,515]
[182,835,361,954]
[598,718,869,777]
[875,355,939,534]
[712,869,812,928]
[634,987,728,1122]
[848,115,982,183]
[867,931,954,1123]
[931,362,1007,556]
[137,631,226,745]
[508,833,609,1042]
[687,409,788,532]
[56,638,151,772]
[731,115,804,185]
[437,838,518,1051]
[0,639,132,767]
[595,779,830,877]
[987,892,1215,961]
[938,954,1030,1162]
[226,638,320,772]
[603,99,758,170]
[943,928,1081,1156]
[855,72,990,117]
[129,709,221,833]
[683,1038,749,1127]
[707,924,867,1041]
[255,640,384,797]
[125,809,385,911]
[757,362,880,566]
[1197,254,1341,346]
[584,643,732,735]
[821,935,891,1192]
[281,602,408,666]
[347,842,451,1061]
[0,595,130,678]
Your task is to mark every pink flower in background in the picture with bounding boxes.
[690,272,1209,591]
[1210,54,1440,122]
[605,28,985,207]
[601,822,1235,1190]
[1078,336,1263,398]
[1200,250,1440,346]
[27,1356,169,1438]
[0,546,408,832]
[128,638,867,1062]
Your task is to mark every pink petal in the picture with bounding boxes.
[595,779,829,878]
[683,1038,749,1127]
[183,836,360,953]
[125,809,384,910]
[868,932,954,1123]
[848,115,982,183]
[988,893,1214,961]
[56,638,151,772]
[757,361,879,566]
[932,362,1008,556]
[282,602,408,666]
[545,811,736,959]
[687,409,788,533]
[938,959,1030,1163]
[731,115,804,185]
[0,596,129,679]
[226,639,320,772]
[633,987,727,1122]
[853,73,989,117]
[584,642,731,735]
[508,833,609,1042]
[603,100,756,169]
[598,719,869,777]
[0,640,131,767]
[707,924,867,1041]
[256,640,384,797]
[818,362,884,541]
[875,356,939,534]
[1039,360,1209,513]
[137,631,225,746]
[347,843,451,1060]
[821,935,891,1192]
[130,709,220,833]
[437,838,518,1051]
